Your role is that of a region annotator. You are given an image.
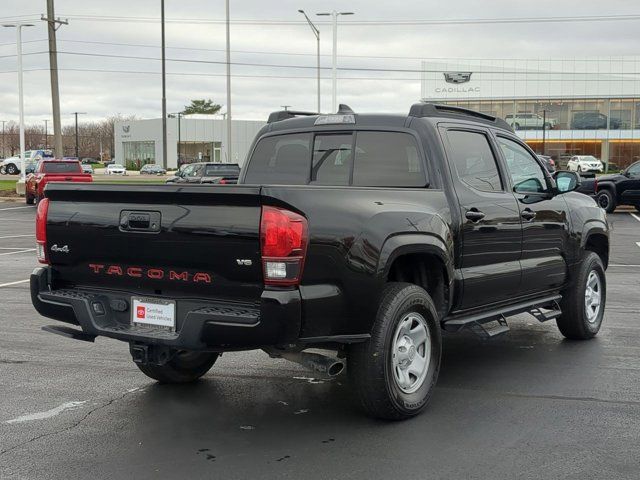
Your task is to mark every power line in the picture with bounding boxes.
[56,13,640,26]
[50,50,640,76]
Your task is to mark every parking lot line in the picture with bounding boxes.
[0,279,29,288]
[0,234,34,239]
[0,205,35,211]
[631,213,640,223]
[0,248,35,256]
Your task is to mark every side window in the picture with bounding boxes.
[352,132,426,187]
[181,165,195,177]
[192,164,205,177]
[446,130,503,192]
[244,133,312,185]
[311,133,353,185]
[497,137,548,193]
[627,162,640,177]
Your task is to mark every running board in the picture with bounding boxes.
[442,294,562,338]
[42,325,97,342]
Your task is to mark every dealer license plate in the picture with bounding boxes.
[131,297,176,331]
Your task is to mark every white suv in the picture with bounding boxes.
[566,155,603,174]
[504,113,556,130]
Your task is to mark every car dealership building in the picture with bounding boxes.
[114,116,266,169]
[422,57,640,169]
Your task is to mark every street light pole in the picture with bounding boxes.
[44,119,48,149]
[161,0,168,169]
[316,11,353,113]
[3,22,34,191]
[225,0,232,163]
[72,112,86,158]
[298,9,320,113]
[1,120,5,158]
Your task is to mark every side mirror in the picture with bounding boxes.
[553,171,581,193]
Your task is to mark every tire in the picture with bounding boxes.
[635,205,640,213]
[136,351,219,383]
[556,251,606,340]
[596,189,616,213]
[513,122,520,130]
[348,282,442,420]
[6,163,18,175]
[25,194,35,205]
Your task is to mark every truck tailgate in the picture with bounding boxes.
[45,183,264,301]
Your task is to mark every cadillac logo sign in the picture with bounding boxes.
[443,72,472,84]
[122,125,130,133]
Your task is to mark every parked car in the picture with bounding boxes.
[106,163,127,175]
[140,164,167,175]
[81,164,94,174]
[166,162,240,184]
[25,159,92,204]
[1,149,53,175]
[81,158,95,164]
[31,103,608,420]
[537,155,556,173]
[571,112,621,130]
[504,113,556,130]
[566,155,604,174]
[577,160,640,213]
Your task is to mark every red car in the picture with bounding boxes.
[26,160,93,204]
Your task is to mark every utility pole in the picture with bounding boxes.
[298,10,321,113]
[160,0,168,169]
[225,0,232,163]
[72,112,86,158]
[316,11,354,113]
[542,110,546,156]
[41,1,68,159]
[44,119,49,149]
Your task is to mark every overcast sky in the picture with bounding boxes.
[1,0,640,126]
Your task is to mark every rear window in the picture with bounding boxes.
[204,164,241,177]
[244,131,426,187]
[42,162,81,174]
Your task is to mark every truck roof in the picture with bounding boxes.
[263,102,513,134]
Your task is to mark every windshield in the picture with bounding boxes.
[580,156,599,162]
[42,162,81,173]
[111,164,124,168]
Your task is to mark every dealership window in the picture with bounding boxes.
[123,141,155,168]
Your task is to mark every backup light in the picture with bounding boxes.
[35,198,50,264]
[260,206,308,286]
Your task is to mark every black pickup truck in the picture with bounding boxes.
[577,160,640,213]
[31,103,609,420]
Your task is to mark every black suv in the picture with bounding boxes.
[31,103,609,420]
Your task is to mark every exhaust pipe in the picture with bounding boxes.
[280,351,345,377]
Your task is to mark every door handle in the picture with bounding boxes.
[521,209,536,221]
[465,209,485,222]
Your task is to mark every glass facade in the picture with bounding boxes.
[440,98,640,170]
[123,141,155,169]
[178,141,222,165]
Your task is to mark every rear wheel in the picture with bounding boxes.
[6,163,17,175]
[556,251,606,340]
[136,350,219,383]
[596,189,616,213]
[348,282,442,420]
[25,194,35,205]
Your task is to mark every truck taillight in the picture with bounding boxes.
[35,198,49,264]
[260,206,308,286]
[219,178,227,184]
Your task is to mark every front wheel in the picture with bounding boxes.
[6,164,18,175]
[596,189,616,213]
[348,283,442,420]
[556,251,606,340]
[136,350,219,383]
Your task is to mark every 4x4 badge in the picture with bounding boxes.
[51,244,70,253]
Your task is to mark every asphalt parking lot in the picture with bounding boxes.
[0,205,639,479]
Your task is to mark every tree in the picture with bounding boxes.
[183,99,222,115]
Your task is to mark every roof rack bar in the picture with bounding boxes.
[409,102,513,131]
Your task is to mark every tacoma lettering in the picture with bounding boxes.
[87,264,212,284]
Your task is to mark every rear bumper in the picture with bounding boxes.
[31,267,301,351]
